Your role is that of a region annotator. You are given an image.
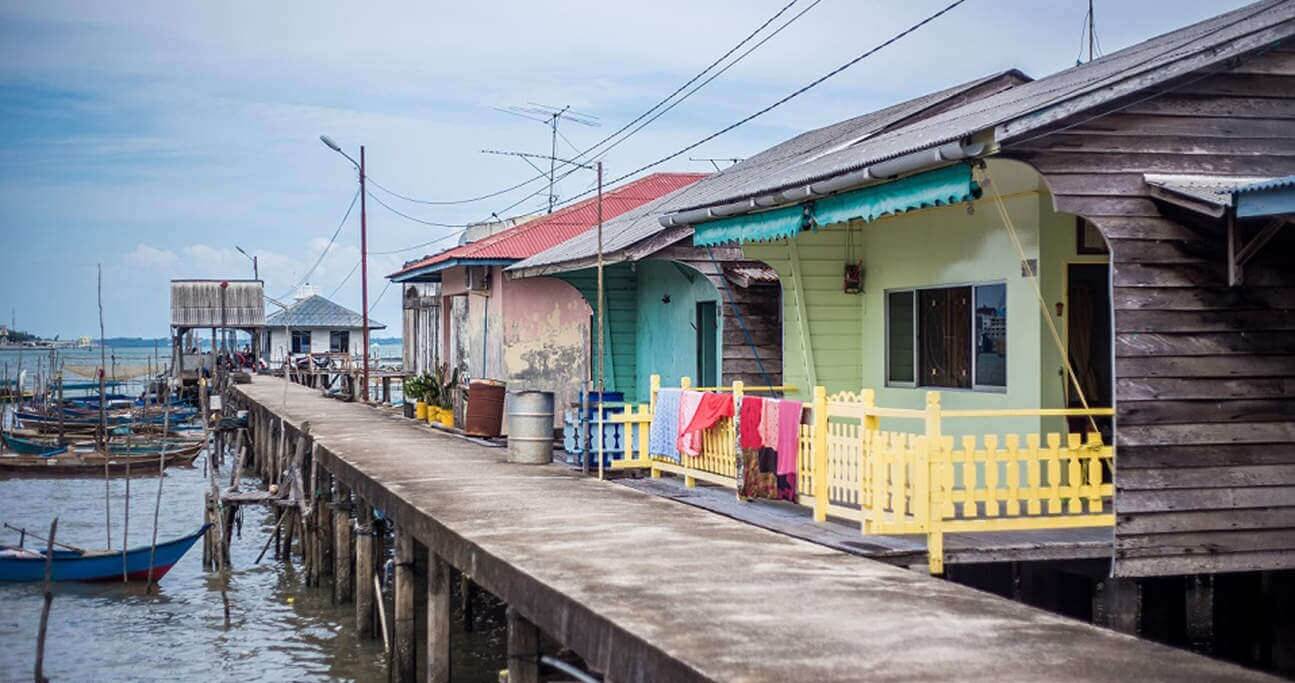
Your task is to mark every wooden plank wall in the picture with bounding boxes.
[1006,43,1295,577]
[558,265,639,400]
[651,244,784,389]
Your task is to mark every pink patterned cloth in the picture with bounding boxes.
[760,398,780,450]
[676,390,705,456]
[776,400,804,476]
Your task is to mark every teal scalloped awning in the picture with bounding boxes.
[693,204,807,247]
[692,164,980,247]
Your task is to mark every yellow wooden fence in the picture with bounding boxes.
[609,375,1115,574]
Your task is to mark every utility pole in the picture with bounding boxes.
[360,146,370,402]
[595,161,605,480]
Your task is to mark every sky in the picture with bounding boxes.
[0,0,1253,338]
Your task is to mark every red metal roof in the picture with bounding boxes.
[390,172,706,278]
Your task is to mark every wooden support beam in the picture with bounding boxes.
[427,551,451,683]
[1230,215,1290,286]
[355,502,376,638]
[1093,577,1141,635]
[393,530,416,683]
[506,606,541,683]
[333,482,354,604]
[1185,575,1215,655]
[787,238,817,389]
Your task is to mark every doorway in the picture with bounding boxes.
[1066,263,1112,434]
[696,301,719,387]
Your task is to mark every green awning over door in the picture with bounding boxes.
[692,164,980,246]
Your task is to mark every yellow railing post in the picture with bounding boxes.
[733,380,744,501]
[924,391,944,575]
[812,385,829,523]
[860,389,877,534]
[650,374,661,415]
[681,376,695,488]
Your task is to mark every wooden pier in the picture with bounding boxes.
[229,376,1271,682]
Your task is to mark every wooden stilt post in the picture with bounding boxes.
[355,502,376,638]
[1186,575,1215,655]
[506,606,541,683]
[1093,577,1141,635]
[428,550,451,683]
[460,573,475,633]
[334,482,354,604]
[393,530,416,682]
[318,470,334,582]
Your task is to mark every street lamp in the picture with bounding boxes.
[320,134,371,402]
[234,245,259,281]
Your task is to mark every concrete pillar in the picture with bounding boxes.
[355,502,376,638]
[394,530,416,683]
[506,606,540,683]
[334,482,354,604]
[427,551,451,683]
[1093,577,1141,635]
[1186,575,1215,655]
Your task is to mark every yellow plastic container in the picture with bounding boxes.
[414,400,428,421]
[427,407,438,425]
[439,409,455,429]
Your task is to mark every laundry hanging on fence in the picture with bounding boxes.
[676,390,706,456]
[648,388,683,461]
[679,392,734,456]
[760,397,780,450]
[740,447,779,500]
[739,395,765,450]
[775,399,804,502]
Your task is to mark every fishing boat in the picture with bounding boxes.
[0,444,203,476]
[0,524,211,582]
[1,430,202,456]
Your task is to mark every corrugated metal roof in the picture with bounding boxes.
[1235,175,1295,194]
[507,73,1025,276]
[265,295,386,330]
[390,173,706,280]
[508,183,701,274]
[1144,174,1275,208]
[670,0,1295,214]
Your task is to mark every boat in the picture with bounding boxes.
[0,524,211,582]
[0,445,203,476]
[1,430,202,457]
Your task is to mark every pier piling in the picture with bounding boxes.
[333,481,354,604]
[427,549,451,683]
[394,530,416,682]
[355,501,376,638]
[506,606,541,683]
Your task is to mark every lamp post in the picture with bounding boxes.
[320,134,370,402]
[234,245,259,282]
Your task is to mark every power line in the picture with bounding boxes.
[329,260,360,299]
[524,0,973,212]
[365,190,474,228]
[368,280,393,314]
[361,0,802,208]
[280,188,360,300]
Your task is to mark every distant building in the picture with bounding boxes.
[264,286,385,363]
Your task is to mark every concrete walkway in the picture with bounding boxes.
[235,377,1271,682]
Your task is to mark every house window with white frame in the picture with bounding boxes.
[886,282,1006,391]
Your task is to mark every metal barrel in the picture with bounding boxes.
[507,390,554,464]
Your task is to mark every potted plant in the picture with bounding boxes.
[405,374,430,420]
[432,363,460,428]
[424,371,440,425]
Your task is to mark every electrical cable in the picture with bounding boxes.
[280,188,360,300]
[362,0,802,207]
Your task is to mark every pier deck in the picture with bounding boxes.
[234,377,1269,682]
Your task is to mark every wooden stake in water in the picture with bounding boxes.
[98,264,111,549]
[34,517,57,683]
[145,380,172,594]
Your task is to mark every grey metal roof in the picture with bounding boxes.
[1236,175,1295,194]
[508,71,1027,276]
[265,295,385,330]
[1144,174,1275,208]
[670,0,1295,214]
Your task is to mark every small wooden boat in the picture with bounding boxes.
[0,444,203,476]
[0,524,211,582]
[1,430,202,457]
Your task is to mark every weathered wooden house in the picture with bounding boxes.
[169,278,265,380]
[508,183,785,402]
[263,288,384,363]
[387,173,704,419]
[636,0,1295,636]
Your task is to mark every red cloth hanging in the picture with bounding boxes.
[678,392,735,455]
[739,395,765,450]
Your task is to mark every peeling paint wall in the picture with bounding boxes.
[502,276,592,425]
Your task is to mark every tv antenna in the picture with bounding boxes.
[493,103,600,213]
[689,156,744,172]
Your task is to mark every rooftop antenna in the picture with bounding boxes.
[689,156,744,172]
[493,103,600,213]
[1077,0,1102,65]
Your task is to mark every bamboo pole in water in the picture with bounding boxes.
[34,517,57,683]
[145,381,172,594]
[97,264,111,549]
